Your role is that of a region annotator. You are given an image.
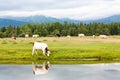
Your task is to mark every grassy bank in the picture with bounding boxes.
[0,36,120,62]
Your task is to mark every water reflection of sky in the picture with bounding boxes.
[0,63,120,80]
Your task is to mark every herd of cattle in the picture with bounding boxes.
[11,33,107,57]
[30,34,107,57]
[22,34,107,39]
[11,34,107,40]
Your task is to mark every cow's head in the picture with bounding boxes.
[45,47,50,56]
[47,51,50,56]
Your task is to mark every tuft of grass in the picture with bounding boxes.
[12,41,17,44]
[43,39,47,41]
[1,40,7,44]
[53,40,57,42]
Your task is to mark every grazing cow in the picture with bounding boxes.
[32,42,50,56]
[56,34,61,38]
[32,61,50,75]
[11,36,16,40]
[32,34,39,38]
[78,33,85,37]
[99,35,107,39]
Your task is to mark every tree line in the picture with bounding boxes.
[0,21,120,38]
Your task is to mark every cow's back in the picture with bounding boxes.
[34,42,48,49]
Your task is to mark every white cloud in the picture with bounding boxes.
[0,0,120,20]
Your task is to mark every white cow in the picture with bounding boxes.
[67,35,71,38]
[32,61,50,75]
[25,34,29,38]
[32,34,39,38]
[32,42,50,56]
[78,33,85,37]
[99,35,107,39]
[92,35,95,38]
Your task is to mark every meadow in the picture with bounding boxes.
[0,36,120,63]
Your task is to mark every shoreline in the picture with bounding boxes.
[0,58,120,64]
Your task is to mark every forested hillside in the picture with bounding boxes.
[0,21,120,38]
[1,14,120,27]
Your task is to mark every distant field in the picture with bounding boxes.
[0,36,120,62]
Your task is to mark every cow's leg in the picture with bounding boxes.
[32,62,37,75]
[42,61,46,70]
[32,62,36,70]
[32,48,35,55]
[42,49,46,55]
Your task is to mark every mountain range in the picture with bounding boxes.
[0,14,120,27]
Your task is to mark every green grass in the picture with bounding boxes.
[0,36,120,63]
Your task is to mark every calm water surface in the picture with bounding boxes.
[0,62,120,80]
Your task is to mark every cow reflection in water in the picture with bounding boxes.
[32,61,50,75]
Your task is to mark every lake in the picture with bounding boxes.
[0,62,120,80]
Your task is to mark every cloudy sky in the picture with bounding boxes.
[0,0,120,20]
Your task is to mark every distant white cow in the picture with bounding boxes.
[67,35,71,38]
[32,34,39,38]
[92,35,95,38]
[25,34,29,38]
[99,35,107,39]
[32,42,50,56]
[78,33,85,37]
[32,61,50,75]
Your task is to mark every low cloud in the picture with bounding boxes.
[0,0,120,20]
